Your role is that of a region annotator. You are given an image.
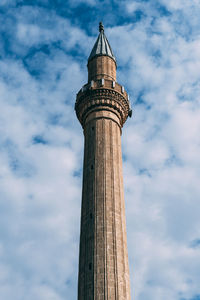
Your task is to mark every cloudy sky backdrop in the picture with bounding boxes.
[0,0,200,299]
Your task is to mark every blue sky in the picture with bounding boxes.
[0,0,200,299]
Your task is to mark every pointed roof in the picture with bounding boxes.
[88,22,116,62]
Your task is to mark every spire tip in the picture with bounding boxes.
[99,22,104,33]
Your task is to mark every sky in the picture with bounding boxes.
[0,0,200,299]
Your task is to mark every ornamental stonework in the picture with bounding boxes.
[75,78,131,128]
[76,22,132,300]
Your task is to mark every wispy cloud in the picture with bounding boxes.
[0,1,199,299]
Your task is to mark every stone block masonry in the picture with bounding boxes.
[75,22,132,300]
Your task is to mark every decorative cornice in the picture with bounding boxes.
[75,80,131,128]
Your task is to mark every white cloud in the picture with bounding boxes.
[114,3,200,298]
[0,1,200,299]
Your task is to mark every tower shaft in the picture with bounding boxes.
[78,111,130,299]
[75,23,131,300]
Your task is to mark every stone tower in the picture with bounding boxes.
[75,22,132,300]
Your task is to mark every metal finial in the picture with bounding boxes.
[99,22,104,33]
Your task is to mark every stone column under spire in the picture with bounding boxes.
[75,22,131,300]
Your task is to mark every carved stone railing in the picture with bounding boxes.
[75,79,132,128]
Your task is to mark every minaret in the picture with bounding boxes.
[75,22,132,300]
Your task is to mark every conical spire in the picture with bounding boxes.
[88,22,116,62]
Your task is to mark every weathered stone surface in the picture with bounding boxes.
[88,55,116,82]
[76,26,131,300]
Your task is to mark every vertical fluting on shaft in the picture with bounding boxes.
[75,23,131,300]
[78,114,130,300]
